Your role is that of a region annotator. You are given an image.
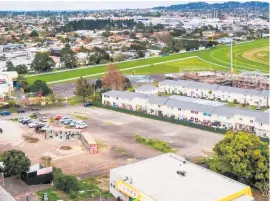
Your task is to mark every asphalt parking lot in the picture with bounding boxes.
[1,105,223,159]
[35,105,223,159]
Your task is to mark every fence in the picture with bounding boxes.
[93,102,227,134]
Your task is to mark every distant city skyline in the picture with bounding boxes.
[0,0,265,11]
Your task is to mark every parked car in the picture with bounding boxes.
[32,112,42,119]
[64,119,73,125]
[59,117,70,123]
[68,120,77,126]
[20,117,31,123]
[28,121,39,128]
[21,118,32,124]
[19,117,29,122]
[40,125,52,131]
[55,115,62,120]
[75,123,88,129]
[32,107,41,111]
[17,108,26,113]
[84,102,92,107]
[39,117,48,122]
[69,120,86,127]
[1,111,11,116]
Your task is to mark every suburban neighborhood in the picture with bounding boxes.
[0,1,269,201]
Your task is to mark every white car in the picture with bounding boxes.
[70,120,86,127]
[40,125,52,131]
[28,121,39,128]
[39,116,48,122]
[59,117,70,123]
[19,117,31,122]
[75,123,88,129]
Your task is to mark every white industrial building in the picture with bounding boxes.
[102,90,270,138]
[158,80,270,107]
[110,153,254,201]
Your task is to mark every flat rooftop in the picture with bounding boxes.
[111,153,253,201]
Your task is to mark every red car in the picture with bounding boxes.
[55,115,62,120]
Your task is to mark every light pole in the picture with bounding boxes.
[79,189,102,201]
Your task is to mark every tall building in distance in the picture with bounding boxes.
[212,9,222,19]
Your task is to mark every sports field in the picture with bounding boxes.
[26,39,269,84]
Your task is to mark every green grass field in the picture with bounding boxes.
[26,39,269,84]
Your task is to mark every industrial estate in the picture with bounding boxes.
[0,1,269,201]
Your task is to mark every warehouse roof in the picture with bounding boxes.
[111,153,253,201]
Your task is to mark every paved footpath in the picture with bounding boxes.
[0,177,49,201]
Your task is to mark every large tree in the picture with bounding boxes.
[6,61,15,71]
[207,131,269,192]
[30,80,51,96]
[74,77,93,101]
[16,64,28,74]
[30,30,39,37]
[2,150,31,176]
[102,64,125,90]
[60,44,77,68]
[31,52,55,72]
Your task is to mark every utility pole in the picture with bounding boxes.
[230,38,233,73]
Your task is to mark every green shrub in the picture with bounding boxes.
[53,168,80,193]
[135,135,175,153]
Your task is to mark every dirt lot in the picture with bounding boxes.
[0,105,223,176]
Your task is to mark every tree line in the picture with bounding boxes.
[58,19,136,32]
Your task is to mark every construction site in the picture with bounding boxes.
[180,71,270,90]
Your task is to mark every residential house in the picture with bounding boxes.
[102,90,270,138]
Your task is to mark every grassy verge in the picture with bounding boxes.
[37,188,62,201]
[37,175,113,201]
[135,135,175,153]
[0,153,4,161]
[10,118,18,122]
[75,115,88,120]
[60,96,83,105]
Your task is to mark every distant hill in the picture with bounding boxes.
[153,1,269,10]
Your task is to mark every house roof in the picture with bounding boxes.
[160,79,267,97]
[135,85,158,92]
[216,86,261,96]
[147,96,168,105]
[165,99,216,114]
[102,90,269,124]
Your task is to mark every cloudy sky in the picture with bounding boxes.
[0,0,257,11]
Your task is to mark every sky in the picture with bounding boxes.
[0,0,264,11]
